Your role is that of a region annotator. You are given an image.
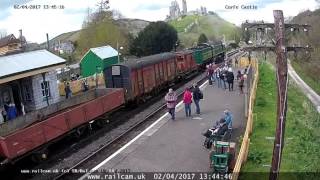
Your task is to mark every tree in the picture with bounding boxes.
[129,21,178,57]
[198,33,208,44]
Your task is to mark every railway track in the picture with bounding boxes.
[53,76,208,180]
[52,49,244,180]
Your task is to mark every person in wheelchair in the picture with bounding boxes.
[203,118,228,138]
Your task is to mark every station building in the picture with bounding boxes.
[0,49,66,115]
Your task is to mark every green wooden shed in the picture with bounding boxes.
[80,45,119,77]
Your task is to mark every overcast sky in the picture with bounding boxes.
[0,0,319,43]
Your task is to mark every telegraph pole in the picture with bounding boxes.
[269,10,288,180]
[241,10,312,180]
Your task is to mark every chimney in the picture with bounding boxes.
[46,33,50,50]
[19,29,22,46]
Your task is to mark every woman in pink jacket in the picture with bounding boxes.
[183,88,193,117]
[165,88,177,120]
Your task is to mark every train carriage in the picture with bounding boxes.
[192,42,226,66]
[104,53,177,102]
[175,50,197,77]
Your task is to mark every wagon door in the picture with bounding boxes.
[159,62,164,84]
[163,61,168,82]
[176,54,185,74]
[154,64,160,87]
[137,69,144,95]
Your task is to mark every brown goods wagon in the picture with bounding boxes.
[0,123,46,160]
[0,88,124,163]
[104,53,176,101]
[176,50,197,76]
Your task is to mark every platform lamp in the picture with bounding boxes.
[117,41,124,63]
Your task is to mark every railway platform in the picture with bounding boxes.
[81,76,246,178]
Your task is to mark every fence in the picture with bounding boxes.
[232,58,259,180]
[58,73,105,96]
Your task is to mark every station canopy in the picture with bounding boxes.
[0,49,66,84]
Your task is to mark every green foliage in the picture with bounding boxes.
[247,148,265,164]
[291,61,320,94]
[129,21,178,57]
[288,9,320,92]
[241,62,320,177]
[198,33,208,44]
[77,16,129,57]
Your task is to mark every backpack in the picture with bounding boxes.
[199,91,203,99]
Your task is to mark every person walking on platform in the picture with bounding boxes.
[226,68,235,91]
[238,74,245,94]
[221,68,227,90]
[235,58,238,67]
[236,70,242,81]
[192,83,203,115]
[65,82,72,99]
[215,67,222,88]
[207,64,214,85]
[165,88,177,120]
[183,88,192,117]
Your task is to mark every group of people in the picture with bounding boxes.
[206,61,248,94]
[206,63,235,91]
[0,101,25,124]
[164,83,203,120]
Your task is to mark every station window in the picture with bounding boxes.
[41,81,51,98]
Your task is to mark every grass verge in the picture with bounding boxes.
[240,62,320,180]
[291,61,320,95]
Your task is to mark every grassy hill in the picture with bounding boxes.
[114,18,150,37]
[169,14,240,47]
[42,18,149,46]
[41,18,150,62]
[39,30,81,48]
[289,9,320,94]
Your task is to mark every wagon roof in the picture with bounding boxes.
[175,50,193,55]
[118,52,176,69]
[90,45,118,60]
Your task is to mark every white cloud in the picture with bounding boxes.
[0,0,318,43]
[0,0,100,43]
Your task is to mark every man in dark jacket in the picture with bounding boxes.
[226,68,235,91]
[192,83,202,115]
[64,82,72,99]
